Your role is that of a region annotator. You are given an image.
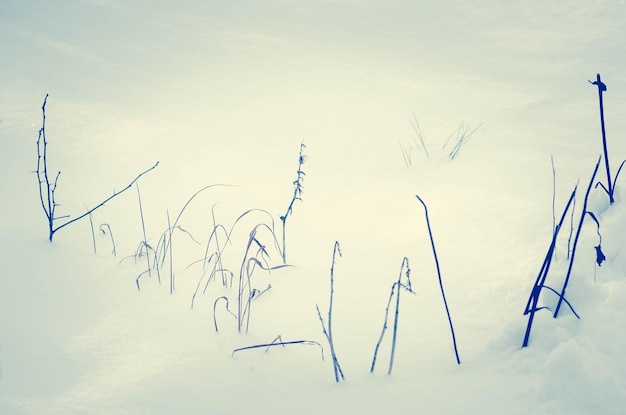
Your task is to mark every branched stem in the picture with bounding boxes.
[34,94,159,242]
[280,141,306,263]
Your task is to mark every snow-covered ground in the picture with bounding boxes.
[2,1,626,413]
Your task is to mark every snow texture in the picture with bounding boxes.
[1,1,626,414]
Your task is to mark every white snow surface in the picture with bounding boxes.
[2,1,626,414]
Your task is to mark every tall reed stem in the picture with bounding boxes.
[590,73,613,203]
[416,195,461,364]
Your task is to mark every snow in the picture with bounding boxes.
[2,0,626,413]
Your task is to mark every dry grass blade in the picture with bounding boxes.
[232,337,324,361]
[370,257,414,375]
[316,241,345,382]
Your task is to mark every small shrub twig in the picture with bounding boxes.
[35,94,158,241]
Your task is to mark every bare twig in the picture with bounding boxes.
[35,97,159,243]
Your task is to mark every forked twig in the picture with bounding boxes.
[35,96,159,242]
